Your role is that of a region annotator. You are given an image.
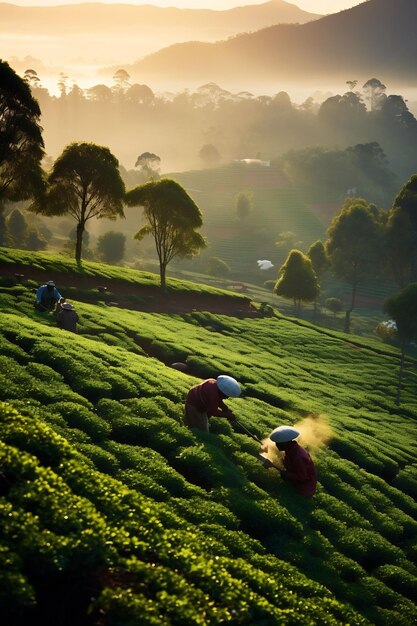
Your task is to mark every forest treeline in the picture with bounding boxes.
[25,70,417,198]
[2,59,417,339]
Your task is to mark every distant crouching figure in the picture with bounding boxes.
[56,302,79,333]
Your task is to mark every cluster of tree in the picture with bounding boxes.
[2,59,416,403]
[3,208,47,250]
[278,141,398,208]
[275,185,417,323]
[22,70,417,186]
[1,60,206,288]
[273,185,417,403]
[0,60,44,244]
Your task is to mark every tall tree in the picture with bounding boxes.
[6,208,27,247]
[385,175,417,288]
[275,249,318,314]
[134,152,161,181]
[235,190,253,221]
[0,60,44,209]
[125,178,206,291]
[383,283,417,405]
[30,142,125,263]
[325,198,384,333]
[362,78,386,112]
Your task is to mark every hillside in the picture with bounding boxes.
[130,0,417,87]
[1,249,417,625]
[0,0,320,72]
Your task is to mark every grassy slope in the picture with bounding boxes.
[1,252,417,625]
[171,165,326,281]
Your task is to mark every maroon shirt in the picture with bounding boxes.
[282,441,317,497]
[186,378,230,417]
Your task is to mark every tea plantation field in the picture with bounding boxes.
[1,251,417,626]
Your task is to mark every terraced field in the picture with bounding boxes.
[1,249,417,625]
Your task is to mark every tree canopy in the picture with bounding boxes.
[325,198,384,331]
[96,230,126,265]
[275,249,319,312]
[125,178,206,290]
[307,240,329,279]
[385,174,417,287]
[384,283,417,404]
[30,142,125,262]
[0,60,44,204]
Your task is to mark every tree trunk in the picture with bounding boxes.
[344,281,358,333]
[395,344,406,406]
[75,222,84,264]
[0,199,6,246]
[350,281,357,311]
[344,309,351,333]
[160,262,167,293]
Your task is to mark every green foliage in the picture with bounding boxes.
[1,253,417,625]
[325,198,384,318]
[125,178,206,289]
[385,174,417,287]
[30,142,125,262]
[0,60,44,203]
[97,230,126,264]
[325,297,344,315]
[275,249,319,309]
[384,283,417,344]
[207,256,230,277]
[48,402,111,441]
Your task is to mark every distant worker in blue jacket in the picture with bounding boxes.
[35,280,62,312]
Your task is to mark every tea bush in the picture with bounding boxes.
[2,252,417,625]
[337,528,403,569]
[171,497,240,529]
[48,401,111,441]
[76,443,120,475]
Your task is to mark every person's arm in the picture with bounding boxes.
[54,288,62,300]
[36,286,43,303]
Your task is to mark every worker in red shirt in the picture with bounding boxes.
[184,375,241,432]
[263,425,317,497]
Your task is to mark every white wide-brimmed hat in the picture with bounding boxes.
[216,375,241,398]
[269,425,300,443]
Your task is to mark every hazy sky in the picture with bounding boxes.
[10,1,365,14]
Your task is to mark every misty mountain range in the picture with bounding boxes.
[0,0,319,73]
[125,0,417,88]
[2,0,416,94]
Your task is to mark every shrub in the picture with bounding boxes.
[48,402,111,441]
[375,564,417,601]
[116,469,170,500]
[76,443,120,475]
[171,497,239,529]
[337,528,403,569]
[0,544,36,618]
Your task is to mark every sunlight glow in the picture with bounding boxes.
[9,1,365,14]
